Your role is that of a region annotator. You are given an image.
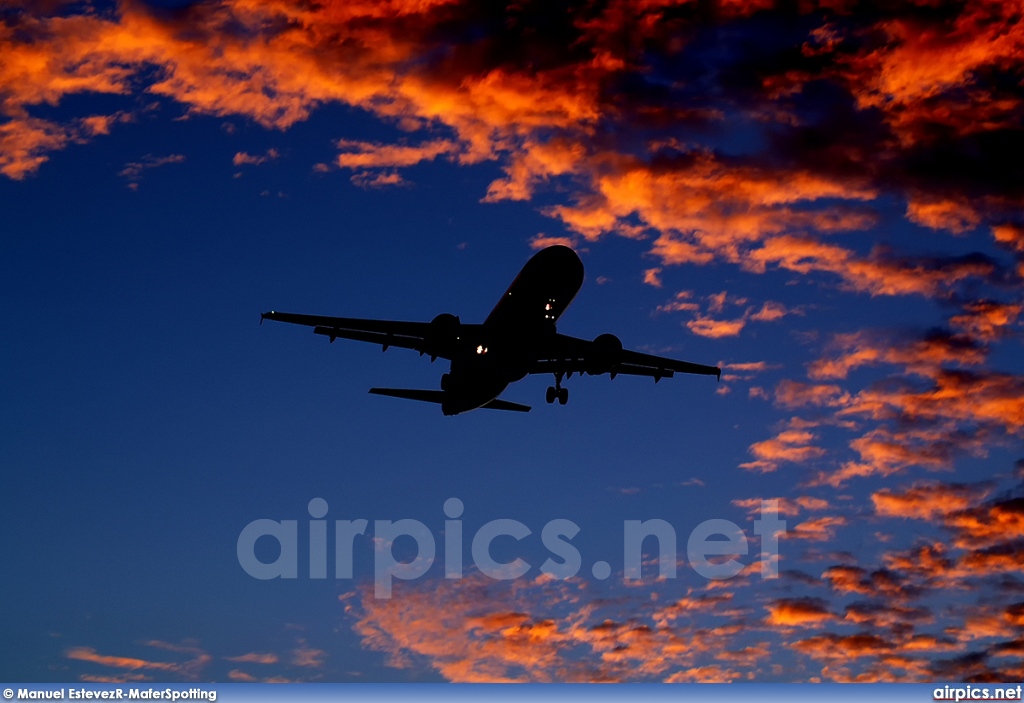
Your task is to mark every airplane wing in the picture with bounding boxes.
[260,310,479,360]
[530,333,720,381]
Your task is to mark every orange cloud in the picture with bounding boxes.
[687,316,746,339]
[791,633,890,659]
[0,117,69,179]
[335,139,457,170]
[66,647,179,672]
[740,427,827,473]
[119,153,186,186]
[774,380,850,408]
[949,301,1022,342]
[838,1,1024,147]
[2,0,1021,314]
[350,171,407,189]
[765,598,835,627]
[65,643,211,682]
[292,643,325,668]
[783,516,847,542]
[992,225,1024,253]
[946,498,1024,550]
[233,148,279,166]
[225,652,279,664]
[808,331,987,381]
[822,565,873,595]
[349,574,769,682]
[872,482,992,521]
[906,195,982,234]
[643,267,662,287]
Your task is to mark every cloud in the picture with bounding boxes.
[762,316,1024,487]
[529,234,576,250]
[3,0,1020,280]
[809,330,988,381]
[119,153,186,187]
[233,148,279,166]
[765,598,835,627]
[673,292,796,339]
[783,516,847,542]
[336,139,457,170]
[739,425,827,473]
[292,642,326,668]
[65,643,211,682]
[945,498,1024,550]
[348,573,768,682]
[225,652,279,664]
[350,171,407,189]
[687,316,747,339]
[872,482,993,521]
[791,633,891,660]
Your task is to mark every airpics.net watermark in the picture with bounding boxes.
[236,498,787,598]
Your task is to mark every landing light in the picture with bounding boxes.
[476,345,488,355]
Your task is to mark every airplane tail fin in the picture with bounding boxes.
[368,388,531,413]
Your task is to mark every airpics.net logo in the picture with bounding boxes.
[236,499,786,598]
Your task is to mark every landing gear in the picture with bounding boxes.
[546,372,569,405]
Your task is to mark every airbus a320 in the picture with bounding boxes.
[262,245,720,415]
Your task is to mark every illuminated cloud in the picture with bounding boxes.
[739,425,827,473]
[66,643,211,682]
[292,642,326,668]
[687,316,746,339]
[946,498,1024,550]
[642,268,662,288]
[2,0,1020,277]
[765,598,836,627]
[350,171,407,189]
[349,574,767,682]
[119,153,186,188]
[528,234,577,250]
[225,652,279,664]
[872,482,993,521]
[791,633,891,659]
[335,139,457,170]
[233,148,279,167]
[783,516,847,542]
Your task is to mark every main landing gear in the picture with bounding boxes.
[546,372,568,405]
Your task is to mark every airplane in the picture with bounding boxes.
[261,245,720,415]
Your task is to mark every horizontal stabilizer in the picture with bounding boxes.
[368,388,444,404]
[481,398,531,413]
[368,388,531,412]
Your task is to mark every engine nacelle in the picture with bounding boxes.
[427,313,461,357]
[588,333,622,375]
[431,313,461,330]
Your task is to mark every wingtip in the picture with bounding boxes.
[716,368,722,381]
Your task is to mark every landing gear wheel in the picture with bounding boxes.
[546,386,557,404]
[557,387,568,405]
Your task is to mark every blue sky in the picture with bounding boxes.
[2,0,1024,684]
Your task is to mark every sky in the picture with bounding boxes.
[1,0,1024,685]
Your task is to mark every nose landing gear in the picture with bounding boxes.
[546,372,569,405]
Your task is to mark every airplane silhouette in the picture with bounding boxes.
[262,245,720,414]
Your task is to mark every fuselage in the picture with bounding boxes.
[439,245,584,415]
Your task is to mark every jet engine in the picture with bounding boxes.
[425,313,461,358]
[430,313,460,330]
[588,333,622,375]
